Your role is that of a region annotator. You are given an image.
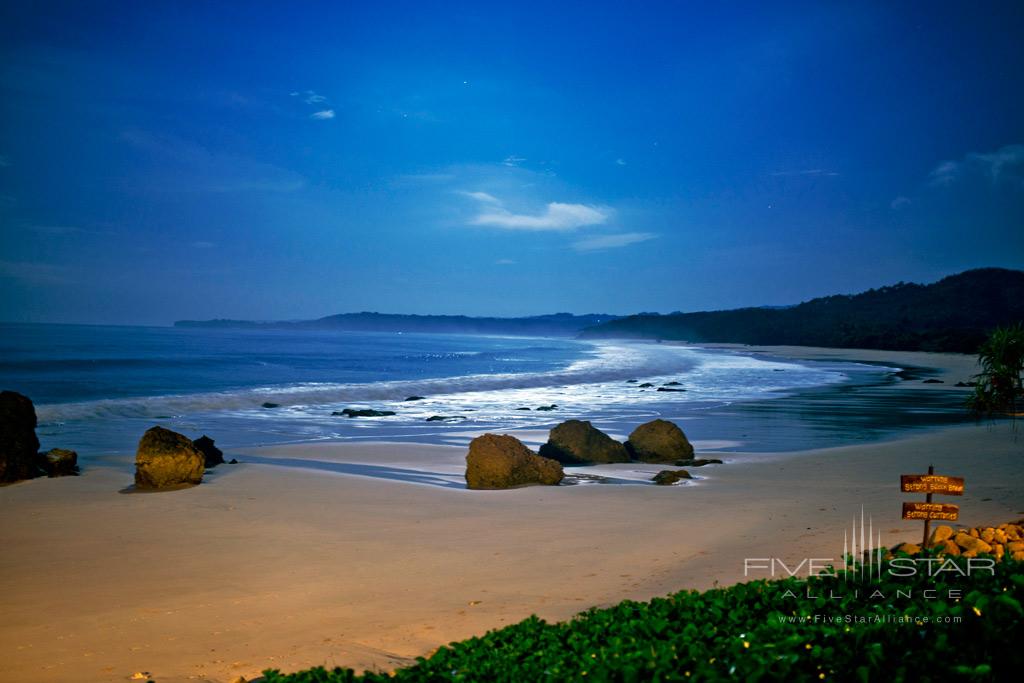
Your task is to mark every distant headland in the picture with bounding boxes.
[175,267,1024,353]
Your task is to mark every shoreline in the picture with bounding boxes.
[2,347,1021,682]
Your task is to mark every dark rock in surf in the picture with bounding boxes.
[674,458,723,467]
[656,387,686,392]
[923,379,944,384]
[539,420,630,465]
[662,381,682,386]
[404,396,426,401]
[465,434,563,489]
[535,404,558,411]
[426,415,466,422]
[0,390,41,482]
[638,383,654,388]
[262,402,281,409]
[333,408,396,418]
[192,435,225,468]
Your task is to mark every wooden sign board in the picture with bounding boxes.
[900,474,964,495]
[902,502,960,521]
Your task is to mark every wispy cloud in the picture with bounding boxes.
[929,144,1024,187]
[503,155,526,167]
[615,158,627,166]
[465,192,610,231]
[770,169,840,177]
[311,109,335,120]
[495,258,517,265]
[572,232,657,252]
[190,241,216,249]
[890,196,912,210]
[459,190,500,204]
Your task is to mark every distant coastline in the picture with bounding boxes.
[174,267,1024,354]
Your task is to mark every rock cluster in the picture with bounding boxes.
[465,434,564,489]
[534,418,705,468]
[135,426,205,490]
[1,390,79,482]
[891,521,1024,561]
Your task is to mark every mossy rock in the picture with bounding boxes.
[135,426,204,490]
[38,448,79,477]
[626,419,695,463]
[538,420,630,465]
[466,434,563,489]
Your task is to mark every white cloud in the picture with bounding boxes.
[495,258,516,265]
[305,93,326,104]
[459,190,500,204]
[615,158,627,166]
[929,144,1024,187]
[572,232,657,252]
[472,201,610,231]
[503,155,526,167]
[311,109,335,120]
[890,196,912,210]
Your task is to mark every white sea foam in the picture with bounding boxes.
[35,343,842,423]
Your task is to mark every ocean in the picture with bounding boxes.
[0,323,970,461]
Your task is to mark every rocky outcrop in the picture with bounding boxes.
[465,434,563,489]
[192,435,224,468]
[652,469,691,485]
[134,426,204,490]
[0,390,41,482]
[539,420,630,465]
[891,521,1024,562]
[38,448,78,477]
[426,415,466,422]
[625,419,695,463]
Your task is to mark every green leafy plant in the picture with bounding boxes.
[263,554,1024,682]
[967,322,1024,417]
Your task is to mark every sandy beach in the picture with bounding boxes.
[2,347,1022,683]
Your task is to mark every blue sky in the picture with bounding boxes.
[1,1,1022,325]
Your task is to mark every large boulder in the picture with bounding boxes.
[0,390,41,482]
[466,434,563,489]
[625,419,695,463]
[538,420,630,465]
[135,426,205,490]
[192,435,224,468]
[38,448,78,477]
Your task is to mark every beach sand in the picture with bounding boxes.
[1,348,1022,683]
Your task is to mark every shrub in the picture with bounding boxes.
[263,554,1024,682]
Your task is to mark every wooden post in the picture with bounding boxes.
[922,464,934,548]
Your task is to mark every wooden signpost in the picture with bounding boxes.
[900,465,963,547]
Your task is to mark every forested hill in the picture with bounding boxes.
[579,268,1024,353]
[174,312,620,337]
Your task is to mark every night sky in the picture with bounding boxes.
[1,1,1022,324]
